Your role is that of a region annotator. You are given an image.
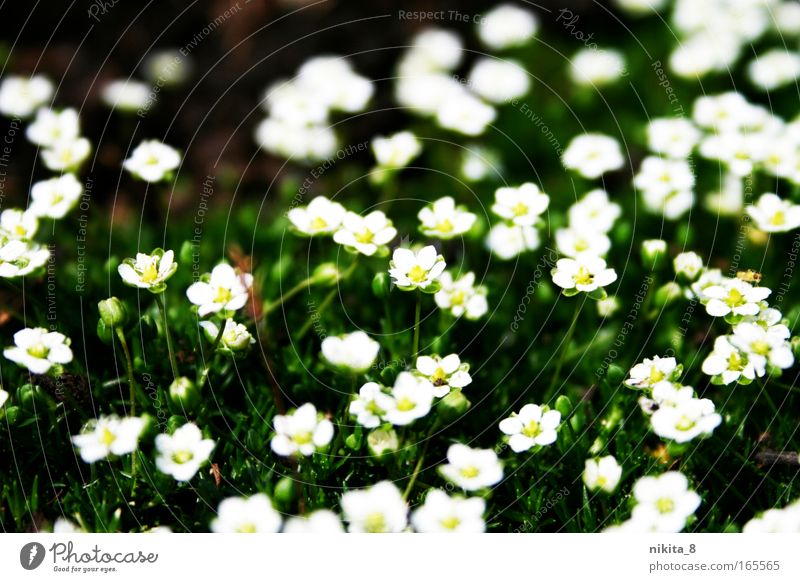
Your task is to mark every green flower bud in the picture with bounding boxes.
[792,336,800,359]
[372,272,390,298]
[3,405,21,425]
[273,475,296,507]
[438,389,471,421]
[554,395,573,418]
[96,319,113,344]
[367,427,399,459]
[641,239,667,269]
[169,377,200,413]
[653,282,683,309]
[166,415,187,433]
[605,364,626,386]
[313,262,341,287]
[98,297,128,328]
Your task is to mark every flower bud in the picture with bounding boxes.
[372,272,390,298]
[98,297,129,328]
[273,475,296,507]
[169,377,200,413]
[605,364,626,386]
[438,389,471,421]
[653,282,683,309]
[367,427,399,458]
[554,395,573,418]
[596,295,620,317]
[313,262,341,287]
[2,405,21,425]
[96,319,113,344]
[641,239,667,269]
[673,251,703,282]
[792,336,800,359]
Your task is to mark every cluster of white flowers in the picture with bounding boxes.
[499,403,561,452]
[27,107,91,172]
[609,471,701,532]
[433,271,489,320]
[634,156,695,219]
[350,372,434,428]
[0,75,54,117]
[255,56,372,161]
[557,189,620,264]
[487,182,549,260]
[270,403,334,457]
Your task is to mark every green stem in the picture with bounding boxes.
[546,304,582,400]
[115,328,137,417]
[155,294,179,380]
[412,292,422,357]
[264,276,319,316]
[403,421,438,500]
[197,319,226,389]
[296,259,359,339]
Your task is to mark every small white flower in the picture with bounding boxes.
[415,354,471,398]
[461,145,499,182]
[702,279,771,318]
[296,56,374,113]
[650,397,722,443]
[211,494,282,533]
[570,48,626,86]
[436,93,496,136]
[743,500,800,532]
[0,239,50,278]
[53,518,84,533]
[699,132,767,177]
[634,156,695,199]
[186,263,252,317]
[567,189,621,233]
[486,223,539,260]
[673,251,704,281]
[556,227,611,258]
[0,209,38,240]
[287,196,346,236]
[746,193,800,233]
[597,295,621,317]
[321,331,380,374]
[478,4,538,50]
[418,196,476,239]
[467,58,530,103]
[748,50,800,91]
[71,415,146,463]
[123,140,181,182]
[439,443,503,491]
[199,319,255,353]
[690,268,724,302]
[625,356,680,389]
[117,248,177,293]
[491,183,549,227]
[341,480,407,533]
[702,336,757,385]
[254,117,337,162]
[583,456,623,493]
[283,510,344,533]
[0,75,53,118]
[4,327,73,374]
[384,372,434,426]
[29,173,83,219]
[434,271,488,320]
[499,404,561,452]
[101,80,152,112]
[40,137,92,172]
[630,471,701,532]
[349,382,395,429]
[155,422,215,482]
[411,489,486,533]
[638,382,696,415]
[26,108,80,147]
[406,29,464,72]
[271,403,334,457]
[372,131,421,169]
[333,210,397,256]
[562,134,624,179]
[388,246,446,292]
[730,321,794,373]
[551,256,617,294]
[646,118,701,158]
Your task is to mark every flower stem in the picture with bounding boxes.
[412,292,422,357]
[115,328,137,417]
[546,304,582,400]
[155,294,179,380]
[197,319,226,390]
[403,421,438,500]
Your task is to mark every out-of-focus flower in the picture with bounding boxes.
[4,327,73,374]
[123,140,181,182]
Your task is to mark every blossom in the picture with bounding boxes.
[71,415,146,463]
[701,336,757,385]
[583,456,623,493]
[40,137,92,172]
[388,246,446,292]
[186,263,253,316]
[434,271,488,320]
[0,75,54,118]
[29,173,83,219]
[562,134,624,179]
[26,108,80,147]
[570,48,626,86]
[101,80,152,112]
[371,131,421,169]
[296,56,374,113]
[555,227,611,258]
[436,93,496,136]
[638,382,696,415]
[349,382,395,428]
[321,331,380,374]
[551,256,617,295]
[486,223,539,260]
[0,238,50,278]
[406,29,463,72]
[154,423,215,482]
[478,4,538,50]
[418,197,476,239]
[634,156,695,199]
[270,403,334,457]
[255,117,337,162]
[568,189,621,233]
[673,251,704,281]
[650,397,722,443]
[746,193,800,233]
[467,58,530,103]
[630,471,701,532]
[743,500,800,532]
[438,444,503,491]
[491,183,549,227]
[499,404,561,452]
[117,248,178,293]
[287,196,346,236]
[415,354,471,398]
[748,50,800,91]
[283,510,344,533]
[410,489,486,532]
[0,209,38,240]
[53,518,84,533]
[199,319,255,353]
[4,327,73,374]
[340,480,408,533]
[384,372,434,426]
[123,140,181,182]
[333,210,397,256]
[646,117,701,158]
[210,494,282,533]
[730,322,794,374]
[699,132,767,177]
[597,295,620,317]
[701,279,771,318]
[625,356,680,389]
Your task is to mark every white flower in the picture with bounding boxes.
[551,256,617,294]
[0,75,53,118]
[71,415,146,463]
[29,173,83,219]
[263,80,328,125]
[439,444,503,491]
[349,382,395,429]
[699,132,767,177]
[673,251,704,281]
[333,210,397,256]
[562,134,625,179]
[491,183,549,227]
[570,48,626,86]
[320,331,380,374]
[630,471,701,532]
[372,131,421,169]
[406,29,463,72]
[467,58,530,103]
[692,92,758,133]
[186,263,252,317]
[478,4,538,50]
[639,382,696,415]
[296,56,374,113]
[211,494,282,533]
[650,397,722,443]
[254,117,337,162]
[40,137,92,172]
[287,196,346,236]
[101,80,152,112]
[395,73,465,115]
[4,327,73,374]
[730,321,794,373]
[388,246,446,292]
[634,156,695,199]
[117,249,177,292]
[123,140,181,182]
[154,423,215,482]
[702,279,771,318]
[625,356,680,389]
[499,404,561,452]
[434,271,488,320]
[26,108,80,147]
[646,118,701,158]
[743,500,800,532]
[0,209,38,240]
[613,0,666,14]
[702,336,757,385]
[746,193,800,233]
[690,268,724,302]
[199,319,255,353]
[597,295,620,317]
[436,93,496,136]
[0,388,8,409]
[705,172,744,216]
[748,50,800,91]
[556,227,611,258]
[53,518,84,533]
[0,239,50,278]
[486,223,539,260]
[270,403,334,457]
[418,196,476,239]
[384,372,434,426]
[415,354,471,398]
[583,456,623,493]
[411,489,486,533]
[283,510,344,533]
[567,189,621,233]
[340,480,407,533]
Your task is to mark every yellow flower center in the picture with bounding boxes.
[100,427,117,447]
[310,216,328,231]
[725,288,746,307]
[140,259,160,284]
[727,351,745,371]
[364,512,386,533]
[675,416,695,431]
[292,431,313,445]
[573,266,593,286]
[172,450,194,464]
[237,523,257,533]
[751,340,770,356]
[214,286,233,305]
[440,516,461,530]
[460,465,480,479]
[355,229,374,244]
[396,397,416,412]
[27,343,48,359]
[522,420,542,438]
[512,202,529,216]
[770,211,785,226]
[450,290,465,306]
[14,225,26,236]
[437,219,454,233]
[408,264,428,283]
[655,497,675,514]
[648,367,665,384]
